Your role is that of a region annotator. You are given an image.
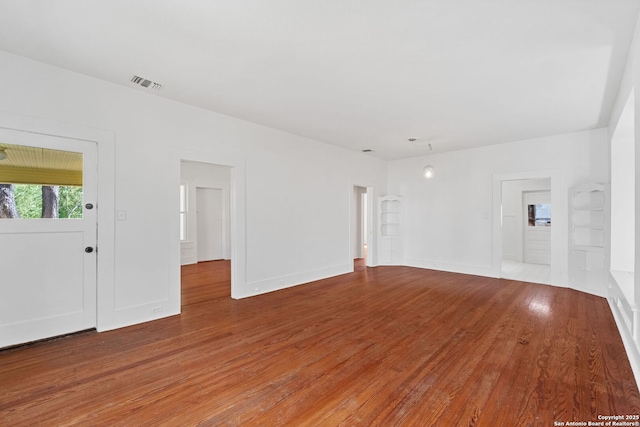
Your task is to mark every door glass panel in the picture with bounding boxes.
[527,204,551,227]
[0,143,83,219]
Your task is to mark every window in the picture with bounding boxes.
[12,184,83,218]
[179,184,188,241]
[528,204,551,226]
[0,144,83,219]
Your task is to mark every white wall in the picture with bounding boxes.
[501,179,551,262]
[180,162,231,265]
[607,13,640,388]
[387,129,608,286]
[610,91,635,272]
[0,50,387,332]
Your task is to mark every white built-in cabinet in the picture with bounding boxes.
[568,183,609,294]
[378,195,402,265]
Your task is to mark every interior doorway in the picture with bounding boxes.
[352,185,372,266]
[180,161,232,299]
[500,178,551,284]
[353,186,366,260]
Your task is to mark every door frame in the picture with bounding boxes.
[349,180,375,268]
[0,110,116,332]
[176,148,246,299]
[492,169,561,284]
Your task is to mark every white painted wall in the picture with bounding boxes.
[610,92,635,272]
[0,50,387,333]
[387,129,608,286]
[607,13,640,389]
[501,179,551,262]
[181,161,231,265]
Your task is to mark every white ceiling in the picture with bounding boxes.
[0,1,638,160]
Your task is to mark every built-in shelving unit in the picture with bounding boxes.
[571,187,605,250]
[568,183,608,294]
[378,195,402,265]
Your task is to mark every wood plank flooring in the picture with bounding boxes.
[1,260,638,426]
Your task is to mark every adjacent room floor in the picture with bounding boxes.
[501,259,551,285]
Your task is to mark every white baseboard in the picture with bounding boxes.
[98,299,180,332]
[240,263,352,299]
[404,258,498,278]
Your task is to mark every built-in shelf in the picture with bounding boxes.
[568,183,608,294]
[379,195,402,265]
[570,184,606,251]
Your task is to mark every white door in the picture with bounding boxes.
[0,130,97,348]
[196,187,223,261]
[524,191,551,265]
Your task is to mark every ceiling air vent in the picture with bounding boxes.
[131,75,162,90]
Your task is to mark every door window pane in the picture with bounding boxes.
[0,143,83,219]
[528,204,551,226]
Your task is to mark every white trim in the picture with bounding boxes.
[405,258,497,278]
[244,263,351,299]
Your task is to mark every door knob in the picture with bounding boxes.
[85,247,94,253]
[85,203,94,210]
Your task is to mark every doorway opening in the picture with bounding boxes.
[500,178,551,284]
[180,161,232,301]
[352,185,373,268]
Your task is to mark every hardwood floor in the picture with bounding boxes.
[1,260,638,426]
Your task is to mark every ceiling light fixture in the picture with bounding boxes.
[0,149,7,161]
[423,143,434,179]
